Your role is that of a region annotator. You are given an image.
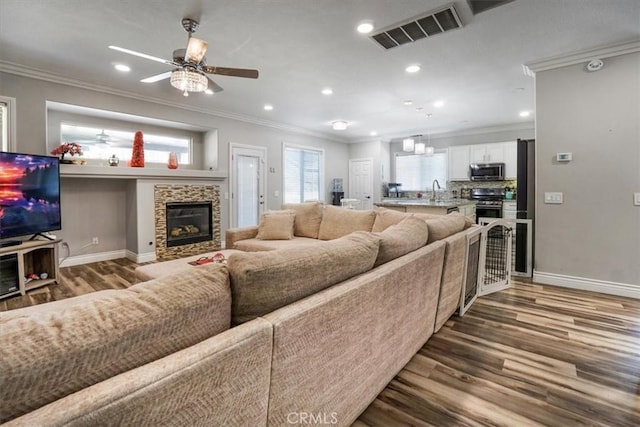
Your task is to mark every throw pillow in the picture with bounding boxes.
[228,231,381,324]
[317,205,376,240]
[281,201,324,238]
[420,212,467,243]
[256,210,295,240]
[374,217,429,267]
[372,207,411,232]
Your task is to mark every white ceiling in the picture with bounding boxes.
[1,0,639,143]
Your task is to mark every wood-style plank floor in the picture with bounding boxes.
[2,260,639,425]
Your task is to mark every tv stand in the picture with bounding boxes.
[0,239,61,300]
[0,240,22,248]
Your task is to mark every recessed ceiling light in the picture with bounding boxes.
[204,89,214,95]
[434,100,445,108]
[114,64,130,72]
[425,113,433,118]
[264,104,274,111]
[332,120,348,130]
[403,100,413,105]
[519,111,530,117]
[322,88,333,95]
[370,131,378,136]
[405,65,421,73]
[415,107,424,112]
[357,21,374,34]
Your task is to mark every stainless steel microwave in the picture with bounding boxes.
[469,162,505,181]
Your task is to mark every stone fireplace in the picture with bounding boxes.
[154,184,221,260]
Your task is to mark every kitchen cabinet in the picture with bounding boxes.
[503,141,518,179]
[448,146,470,181]
[458,203,476,222]
[470,143,504,163]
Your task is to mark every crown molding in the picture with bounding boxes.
[0,60,348,144]
[379,121,534,144]
[524,38,640,75]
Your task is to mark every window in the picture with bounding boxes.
[283,144,324,203]
[0,97,16,152]
[60,123,192,164]
[395,151,448,191]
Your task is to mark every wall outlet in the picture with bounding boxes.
[92,237,99,245]
[634,192,640,206]
[544,192,563,204]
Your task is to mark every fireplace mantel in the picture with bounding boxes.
[60,165,226,181]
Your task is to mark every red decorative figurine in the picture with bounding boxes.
[130,131,145,167]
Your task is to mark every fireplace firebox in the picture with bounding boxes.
[165,202,213,248]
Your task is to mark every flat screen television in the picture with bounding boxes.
[0,152,61,241]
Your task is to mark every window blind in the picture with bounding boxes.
[395,152,448,191]
[284,146,323,203]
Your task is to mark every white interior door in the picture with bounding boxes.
[230,145,266,228]
[348,158,373,210]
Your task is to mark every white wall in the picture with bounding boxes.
[534,51,640,293]
[0,72,348,257]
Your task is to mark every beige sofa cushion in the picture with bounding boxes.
[228,231,381,324]
[0,264,231,423]
[282,202,324,238]
[374,217,429,267]
[372,207,411,232]
[256,210,295,240]
[234,237,326,252]
[414,212,468,243]
[317,205,376,240]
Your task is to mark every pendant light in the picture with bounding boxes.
[425,134,434,156]
[402,137,415,152]
[414,135,425,154]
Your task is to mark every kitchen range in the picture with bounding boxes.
[469,187,505,222]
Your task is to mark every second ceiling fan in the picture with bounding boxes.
[109,18,259,96]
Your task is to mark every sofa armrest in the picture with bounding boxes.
[225,225,259,249]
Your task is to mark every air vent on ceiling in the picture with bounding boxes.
[370,4,463,50]
[467,0,515,15]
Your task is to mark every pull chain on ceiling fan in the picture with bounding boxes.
[109,18,259,96]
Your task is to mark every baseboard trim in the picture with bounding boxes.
[126,250,156,264]
[533,271,640,299]
[59,250,128,267]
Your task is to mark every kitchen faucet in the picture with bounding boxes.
[431,179,441,201]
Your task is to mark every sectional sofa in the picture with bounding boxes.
[0,203,476,426]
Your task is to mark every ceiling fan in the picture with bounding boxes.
[109,18,259,96]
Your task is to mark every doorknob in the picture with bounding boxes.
[365,196,371,199]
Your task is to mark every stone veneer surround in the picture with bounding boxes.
[154,184,221,260]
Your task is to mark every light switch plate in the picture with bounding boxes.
[634,192,640,206]
[544,192,563,204]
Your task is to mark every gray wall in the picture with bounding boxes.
[0,72,348,256]
[535,51,640,285]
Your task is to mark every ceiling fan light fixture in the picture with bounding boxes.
[185,37,208,63]
[170,69,208,94]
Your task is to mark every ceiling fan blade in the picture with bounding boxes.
[109,45,176,66]
[207,78,224,93]
[202,65,259,79]
[141,71,172,83]
[185,37,208,63]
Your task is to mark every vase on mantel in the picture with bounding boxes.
[168,152,178,169]
[130,131,145,167]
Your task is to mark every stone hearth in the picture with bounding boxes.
[154,184,221,260]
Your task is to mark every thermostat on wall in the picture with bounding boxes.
[556,152,572,162]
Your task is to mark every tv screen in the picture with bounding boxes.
[0,152,61,240]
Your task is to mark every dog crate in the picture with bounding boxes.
[479,218,533,277]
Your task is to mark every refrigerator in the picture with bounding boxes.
[515,138,535,274]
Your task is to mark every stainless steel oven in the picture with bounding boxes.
[470,188,505,223]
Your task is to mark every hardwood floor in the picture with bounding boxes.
[2,261,639,425]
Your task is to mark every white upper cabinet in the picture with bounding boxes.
[470,143,505,163]
[447,141,517,181]
[448,146,470,181]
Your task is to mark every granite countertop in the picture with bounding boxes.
[375,198,477,208]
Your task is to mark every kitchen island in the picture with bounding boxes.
[375,199,476,221]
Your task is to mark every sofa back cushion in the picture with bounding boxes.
[413,212,467,243]
[374,217,429,267]
[256,210,295,240]
[228,231,381,324]
[317,205,376,240]
[372,207,411,232]
[281,202,324,239]
[0,264,231,423]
